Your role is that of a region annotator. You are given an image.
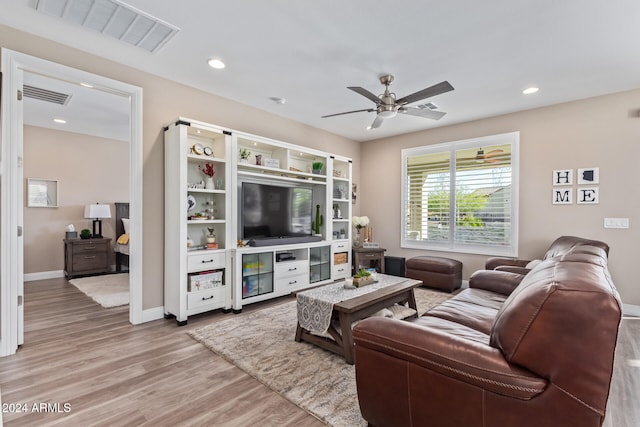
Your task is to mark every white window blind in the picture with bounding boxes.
[402,132,519,256]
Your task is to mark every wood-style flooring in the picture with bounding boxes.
[0,278,323,426]
[0,277,638,426]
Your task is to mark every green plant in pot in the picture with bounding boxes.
[80,229,92,239]
[239,148,251,163]
[312,161,323,174]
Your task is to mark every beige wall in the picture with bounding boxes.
[361,89,640,305]
[1,24,360,310]
[3,23,637,308]
[23,126,129,274]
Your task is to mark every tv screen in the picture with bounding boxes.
[242,182,313,240]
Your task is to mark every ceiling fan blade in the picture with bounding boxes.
[485,149,504,157]
[322,108,374,118]
[369,115,384,129]
[396,81,454,106]
[348,86,381,104]
[400,107,447,120]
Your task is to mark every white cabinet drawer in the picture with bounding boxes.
[188,252,226,272]
[333,264,350,279]
[274,260,309,278]
[332,241,350,252]
[188,287,225,310]
[275,273,309,291]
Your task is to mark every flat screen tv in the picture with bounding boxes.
[241,182,313,241]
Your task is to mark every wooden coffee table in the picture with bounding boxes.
[295,275,422,364]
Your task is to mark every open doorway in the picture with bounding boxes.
[1,49,143,356]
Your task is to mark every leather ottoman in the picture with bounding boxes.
[405,256,462,292]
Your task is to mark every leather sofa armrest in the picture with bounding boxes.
[485,257,530,270]
[353,317,546,400]
[469,269,526,295]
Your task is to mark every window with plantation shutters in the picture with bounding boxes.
[401,132,519,256]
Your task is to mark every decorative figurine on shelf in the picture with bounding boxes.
[352,215,370,248]
[205,227,218,249]
[312,204,323,236]
[205,199,217,219]
[333,204,342,219]
[199,162,216,189]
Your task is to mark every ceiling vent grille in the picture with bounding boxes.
[35,0,180,53]
[23,85,71,105]
[416,102,439,111]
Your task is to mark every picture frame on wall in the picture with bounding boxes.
[27,178,59,208]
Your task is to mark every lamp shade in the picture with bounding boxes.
[84,203,112,219]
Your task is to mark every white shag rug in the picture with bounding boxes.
[69,273,129,308]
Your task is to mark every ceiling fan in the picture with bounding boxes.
[473,148,504,163]
[322,74,454,129]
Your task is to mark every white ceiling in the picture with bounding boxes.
[3,0,640,142]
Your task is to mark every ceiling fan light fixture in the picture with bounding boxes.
[378,110,397,119]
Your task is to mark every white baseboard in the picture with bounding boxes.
[142,306,166,323]
[623,304,640,317]
[24,270,65,282]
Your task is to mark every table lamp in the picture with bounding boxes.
[84,203,112,238]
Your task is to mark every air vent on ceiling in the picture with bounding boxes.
[416,102,439,111]
[35,0,180,53]
[23,85,71,105]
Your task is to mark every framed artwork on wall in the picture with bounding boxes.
[27,178,59,208]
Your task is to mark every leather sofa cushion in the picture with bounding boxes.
[424,288,506,335]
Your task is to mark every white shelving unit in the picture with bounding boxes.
[164,118,232,325]
[164,118,352,316]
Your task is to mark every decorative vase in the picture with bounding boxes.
[354,228,361,248]
[205,176,215,189]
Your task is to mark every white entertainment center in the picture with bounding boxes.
[164,118,352,324]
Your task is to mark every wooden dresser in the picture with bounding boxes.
[64,238,112,278]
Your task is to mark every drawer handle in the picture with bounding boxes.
[201,296,215,301]
[84,256,97,259]
[337,268,345,272]
[288,280,297,285]
[83,246,96,250]
[288,267,297,272]
[201,259,215,264]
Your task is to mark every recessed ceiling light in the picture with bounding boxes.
[523,87,539,95]
[207,58,226,69]
[53,118,67,124]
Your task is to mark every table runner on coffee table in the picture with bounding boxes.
[297,274,413,334]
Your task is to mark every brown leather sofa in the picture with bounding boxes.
[353,237,621,427]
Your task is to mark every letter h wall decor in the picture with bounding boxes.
[552,168,599,205]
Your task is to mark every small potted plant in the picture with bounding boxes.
[239,148,251,163]
[353,268,374,287]
[80,229,92,240]
[312,161,324,174]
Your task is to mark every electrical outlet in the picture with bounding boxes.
[604,218,629,229]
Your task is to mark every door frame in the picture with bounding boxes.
[1,49,144,356]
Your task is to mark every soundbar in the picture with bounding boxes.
[248,235,323,247]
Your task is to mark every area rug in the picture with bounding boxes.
[188,287,452,426]
[69,273,129,308]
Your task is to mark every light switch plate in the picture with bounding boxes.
[604,218,629,229]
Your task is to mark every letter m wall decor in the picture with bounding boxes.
[553,188,573,204]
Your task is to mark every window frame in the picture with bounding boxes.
[401,131,519,256]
